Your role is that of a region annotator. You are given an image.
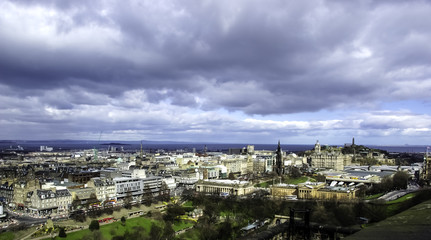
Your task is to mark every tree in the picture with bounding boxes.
[124,191,133,209]
[334,204,356,226]
[143,184,153,206]
[89,220,100,231]
[92,230,103,240]
[202,202,218,224]
[130,226,146,240]
[149,224,163,240]
[197,222,218,240]
[393,171,410,190]
[290,167,302,178]
[162,221,175,240]
[314,174,326,182]
[158,182,170,202]
[164,204,185,222]
[58,227,67,238]
[217,220,233,240]
[228,172,235,180]
[71,196,81,210]
[70,210,86,222]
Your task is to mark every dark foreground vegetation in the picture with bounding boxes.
[3,188,431,239]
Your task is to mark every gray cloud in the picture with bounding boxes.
[1,0,431,143]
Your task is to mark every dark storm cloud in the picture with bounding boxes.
[1,0,431,117]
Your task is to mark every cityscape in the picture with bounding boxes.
[0,140,430,239]
[1,0,431,239]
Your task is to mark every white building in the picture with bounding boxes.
[86,177,116,202]
[114,176,162,201]
[196,179,255,196]
[122,169,146,178]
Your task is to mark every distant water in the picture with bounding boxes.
[0,140,312,153]
[0,140,428,153]
[366,145,429,154]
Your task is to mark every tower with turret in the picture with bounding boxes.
[314,140,321,153]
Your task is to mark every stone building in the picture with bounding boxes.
[68,187,97,207]
[271,182,359,201]
[66,171,100,184]
[271,184,297,198]
[13,179,40,210]
[28,189,72,216]
[86,177,116,202]
[223,157,248,175]
[0,182,13,204]
[308,141,351,171]
[196,179,254,196]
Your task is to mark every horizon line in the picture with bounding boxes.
[0,139,429,147]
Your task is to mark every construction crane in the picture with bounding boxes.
[93,131,102,161]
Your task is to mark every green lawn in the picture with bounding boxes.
[44,217,155,240]
[40,216,196,240]
[99,217,154,239]
[176,228,201,240]
[365,193,384,200]
[172,220,194,232]
[182,201,193,208]
[182,201,195,212]
[0,226,38,240]
[0,232,14,240]
[384,193,417,216]
[348,199,431,240]
[386,193,416,204]
[284,176,309,185]
[254,180,273,188]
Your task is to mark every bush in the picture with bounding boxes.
[89,220,100,231]
[58,227,67,238]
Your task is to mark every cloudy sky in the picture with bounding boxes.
[1,0,431,145]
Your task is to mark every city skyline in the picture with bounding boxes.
[1,0,431,145]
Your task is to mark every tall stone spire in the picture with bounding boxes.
[275,140,283,176]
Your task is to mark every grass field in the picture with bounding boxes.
[364,193,384,200]
[172,221,194,232]
[41,217,155,240]
[182,201,195,212]
[384,192,417,216]
[182,201,193,208]
[39,216,195,240]
[284,176,310,185]
[0,226,38,240]
[254,180,273,188]
[347,199,431,240]
[176,228,201,240]
[0,232,14,240]
[386,192,416,204]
